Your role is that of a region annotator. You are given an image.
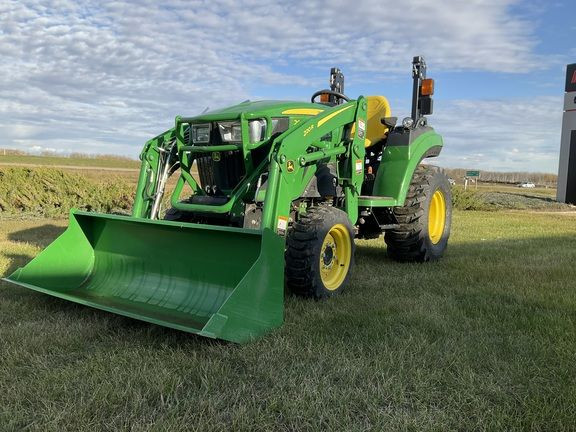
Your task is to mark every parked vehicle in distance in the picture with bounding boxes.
[518,182,536,188]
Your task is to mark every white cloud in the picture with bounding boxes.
[432,96,563,173]
[0,0,559,170]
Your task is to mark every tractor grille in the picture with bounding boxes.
[197,151,245,193]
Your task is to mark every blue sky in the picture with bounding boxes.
[0,0,574,172]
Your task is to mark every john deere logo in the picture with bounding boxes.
[286,160,295,172]
[211,152,221,162]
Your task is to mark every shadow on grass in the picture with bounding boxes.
[7,224,66,248]
[2,253,33,278]
[2,224,575,347]
[1,253,227,348]
[515,193,558,203]
[482,192,570,209]
[494,191,560,204]
[0,278,226,348]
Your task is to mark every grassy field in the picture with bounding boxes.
[1,211,576,431]
[0,154,140,169]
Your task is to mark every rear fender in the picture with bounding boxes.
[372,129,443,206]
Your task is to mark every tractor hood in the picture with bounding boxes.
[190,100,328,122]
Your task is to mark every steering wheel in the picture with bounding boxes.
[311,89,350,104]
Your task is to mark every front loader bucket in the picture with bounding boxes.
[3,211,285,343]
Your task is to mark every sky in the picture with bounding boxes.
[0,0,574,173]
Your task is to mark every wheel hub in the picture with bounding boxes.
[322,243,335,268]
[428,189,446,244]
[319,224,352,291]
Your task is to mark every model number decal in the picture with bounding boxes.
[303,124,314,137]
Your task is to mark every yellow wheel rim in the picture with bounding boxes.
[319,224,352,290]
[428,189,446,244]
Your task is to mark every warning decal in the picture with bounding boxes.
[355,159,363,174]
[277,216,288,236]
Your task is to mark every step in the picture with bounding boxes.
[358,195,396,207]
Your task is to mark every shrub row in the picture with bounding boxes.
[0,168,569,218]
[0,167,134,217]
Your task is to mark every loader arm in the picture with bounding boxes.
[134,99,368,228]
[261,97,368,230]
[132,127,177,219]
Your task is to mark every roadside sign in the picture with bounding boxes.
[559,63,576,204]
[464,170,479,190]
[565,63,576,93]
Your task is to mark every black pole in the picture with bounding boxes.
[411,56,426,122]
[329,68,345,105]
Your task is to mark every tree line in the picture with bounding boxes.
[0,148,135,162]
[442,168,557,187]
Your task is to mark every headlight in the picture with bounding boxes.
[401,117,414,129]
[248,119,266,143]
[218,121,242,142]
[191,124,210,143]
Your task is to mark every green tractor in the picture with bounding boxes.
[4,56,451,343]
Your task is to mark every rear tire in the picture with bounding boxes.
[286,206,355,299]
[385,165,451,262]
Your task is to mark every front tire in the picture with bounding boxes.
[285,206,355,298]
[385,165,452,262]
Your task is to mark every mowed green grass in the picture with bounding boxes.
[1,211,576,431]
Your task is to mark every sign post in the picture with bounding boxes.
[465,170,480,190]
[558,63,576,204]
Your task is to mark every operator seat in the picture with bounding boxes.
[364,95,392,147]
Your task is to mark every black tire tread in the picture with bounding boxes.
[285,205,354,298]
[384,165,451,262]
